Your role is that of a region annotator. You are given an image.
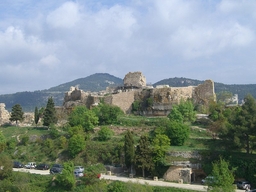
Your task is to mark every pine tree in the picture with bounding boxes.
[124,130,135,173]
[43,97,57,127]
[9,104,24,126]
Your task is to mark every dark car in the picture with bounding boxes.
[13,161,23,168]
[36,163,50,170]
[50,164,63,174]
[237,181,251,190]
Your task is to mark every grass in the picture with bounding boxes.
[0,125,50,139]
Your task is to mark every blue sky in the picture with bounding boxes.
[0,0,256,94]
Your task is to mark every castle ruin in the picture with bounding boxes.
[62,71,216,116]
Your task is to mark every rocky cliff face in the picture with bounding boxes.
[0,103,10,125]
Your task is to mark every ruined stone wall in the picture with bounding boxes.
[135,86,195,116]
[123,71,146,88]
[64,86,90,104]
[193,80,216,105]
[110,91,136,113]
[163,167,192,183]
[152,86,194,107]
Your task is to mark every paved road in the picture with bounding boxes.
[13,168,50,175]
[100,175,246,192]
[13,168,245,192]
[101,174,207,191]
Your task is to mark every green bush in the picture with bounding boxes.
[20,135,29,146]
[98,126,114,141]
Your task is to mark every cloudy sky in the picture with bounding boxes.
[1,0,256,95]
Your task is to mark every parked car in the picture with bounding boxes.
[248,189,256,192]
[24,162,36,169]
[36,163,50,170]
[13,161,23,168]
[201,176,215,185]
[74,171,84,177]
[50,164,63,174]
[237,181,251,190]
[74,166,84,172]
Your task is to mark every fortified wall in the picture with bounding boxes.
[62,72,216,116]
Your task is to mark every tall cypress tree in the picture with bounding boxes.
[135,135,154,178]
[124,130,135,173]
[9,104,24,126]
[34,107,40,126]
[43,97,57,127]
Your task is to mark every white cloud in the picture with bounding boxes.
[1,0,256,95]
[46,1,80,28]
[40,54,60,68]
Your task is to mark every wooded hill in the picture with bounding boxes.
[1,73,256,112]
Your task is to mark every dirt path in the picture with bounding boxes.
[16,130,28,142]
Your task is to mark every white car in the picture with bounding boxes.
[24,162,36,169]
[74,166,84,172]
[74,171,84,177]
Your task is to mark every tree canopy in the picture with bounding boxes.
[218,94,256,154]
[209,157,235,192]
[93,103,124,125]
[43,97,57,127]
[124,130,135,173]
[165,120,190,146]
[9,104,24,126]
[69,106,98,132]
[135,135,154,178]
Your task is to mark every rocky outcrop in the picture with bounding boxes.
[123,72,146,88]
[0,103,10,125]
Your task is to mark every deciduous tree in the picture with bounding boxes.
[56,161,76,191]
[69,106,98,132]
[68,134,86,157]
[209,157,235,192]
[98,126,114,141]
[151,134,170,165]
[165,120,190,146]
[93,103,124,125]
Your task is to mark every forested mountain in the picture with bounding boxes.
[0,73,123,112]
[1,74,256,112]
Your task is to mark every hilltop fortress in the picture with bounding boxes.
[61,71,216,116]
[0,71,216,125]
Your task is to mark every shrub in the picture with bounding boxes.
[20,135,29,146]
[98,126,114,141]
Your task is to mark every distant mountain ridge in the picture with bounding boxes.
[0,73,256,112]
